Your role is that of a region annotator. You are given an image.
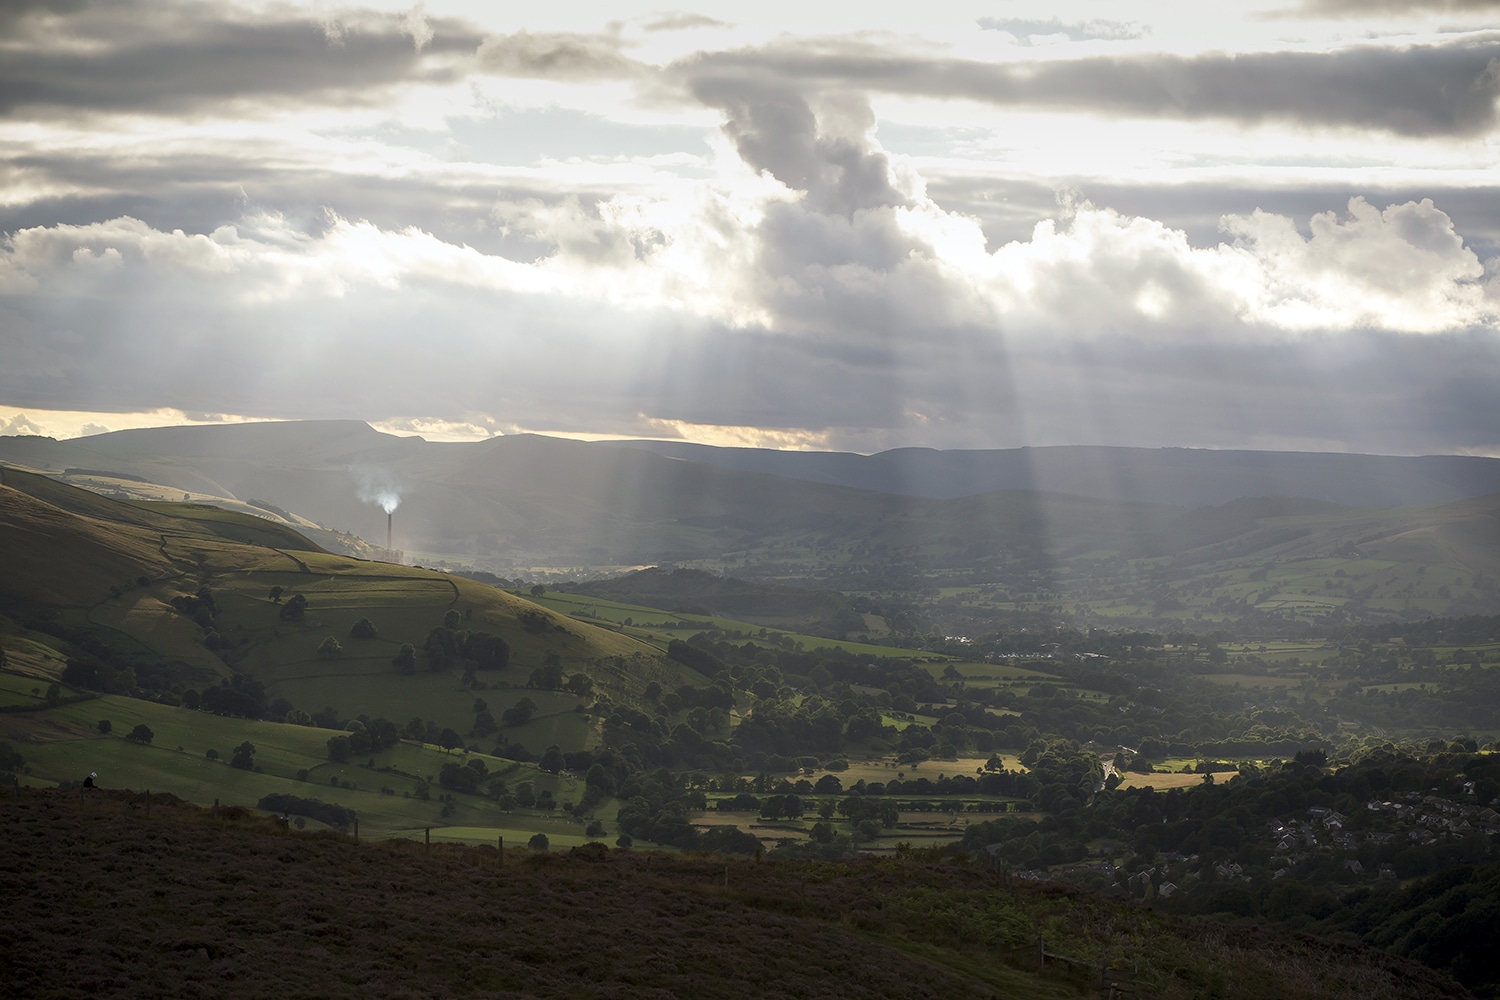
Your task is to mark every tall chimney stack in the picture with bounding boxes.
[387,511,393,556]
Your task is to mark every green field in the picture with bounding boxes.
[6,691,626,843]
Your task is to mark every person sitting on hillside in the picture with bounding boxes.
[82,772,96,789]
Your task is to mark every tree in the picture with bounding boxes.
[530,584,545,598]
[96,719,112,734]
[327,735,351,763]
[206,748,219,761]
[126,724,154,745]
[268,586,283,603]
[528,832,550,851]
[230,741,256,770]
[316,636,343,660]
[502,698,537,728]
[392,643,417,675]
[462,631,510,671]
[350,617,377,640]
[529,661,564,690]
[440,760,485,794]
[279,594,307,621]
[436,728,463,751]
[444,609,463,629]
[539,745,566,774]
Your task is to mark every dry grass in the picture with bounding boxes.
[1118,771,1241,791]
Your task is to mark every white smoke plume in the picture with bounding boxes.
[352,467,402,513]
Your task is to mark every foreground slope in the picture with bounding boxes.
[0,789,1471,1000]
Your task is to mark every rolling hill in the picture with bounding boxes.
[605,439,1500,506]
[0,469,689,831]
[2,423,1497,626]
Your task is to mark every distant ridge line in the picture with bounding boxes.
[597,439,1500,507]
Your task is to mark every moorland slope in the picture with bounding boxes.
[0,788,1471,1000]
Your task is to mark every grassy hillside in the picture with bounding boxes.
[0,470,690,839]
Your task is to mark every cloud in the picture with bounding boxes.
[3,141,1494,453]
[675,36,1500,138]
[401,4,434,52]
[0,0,481,119]
[1284,0,1500,15]
[975,17,1147,45]
[476,28,648,81]
[2,5,1498,456]
[642,12,731,33]
[0,412,47,436]
[1221,197,1492,331]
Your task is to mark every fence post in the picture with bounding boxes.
[498,835,504,868]
[724,865,729,891]
[425,827,430,853]
[1037,934,1045,969]
[354,818,359,844]
[145,789,150,818]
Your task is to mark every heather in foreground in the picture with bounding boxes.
[0,790,1471,999]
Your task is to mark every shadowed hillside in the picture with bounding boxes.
[0,789,1472,1000]
[604,441,1500,507]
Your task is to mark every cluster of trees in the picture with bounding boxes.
[422,616,510,674]
[256,793,355,829]
[326,718,404,762]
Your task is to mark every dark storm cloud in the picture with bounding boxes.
[0,0,482,118]
[675,36,1500,137]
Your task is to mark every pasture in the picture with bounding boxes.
[7,692,615,842]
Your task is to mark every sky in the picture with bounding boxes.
[1,0,1498,455]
